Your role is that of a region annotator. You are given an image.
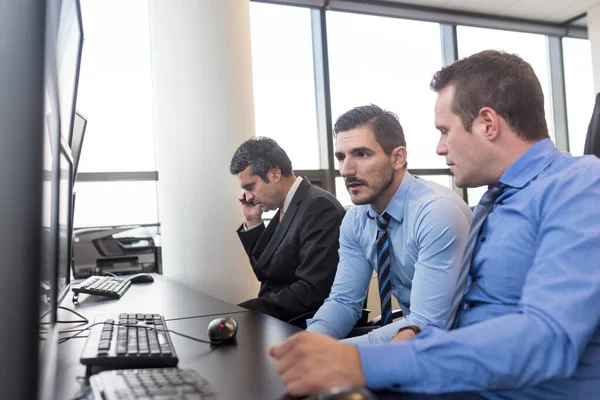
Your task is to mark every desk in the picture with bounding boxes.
[56,275,300,399]
[56,275,461,400]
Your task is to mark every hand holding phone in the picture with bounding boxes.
[240,192,255,206]
[239,192,262,227]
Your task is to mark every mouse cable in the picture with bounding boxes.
[58,322,223,346]
[164,309,248,322]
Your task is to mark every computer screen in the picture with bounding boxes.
[57,137,74,304]
[71,111,88,177]
[40,107,59,321]
[57,0,84,143]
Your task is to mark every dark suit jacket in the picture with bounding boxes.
[236,178,345,325]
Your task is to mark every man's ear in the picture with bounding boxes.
[392,146,407,170]
[478,107,500,141]
[269,168,282,182]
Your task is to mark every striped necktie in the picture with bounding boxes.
[463,184,506,275]
[376,212,393,326]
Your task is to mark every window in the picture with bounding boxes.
[75,0,157,227]
[77,0,156,172]
[249,3,321,170]
[327,12,445,170]
[457,26,554,205]
[73,182,159,227]
[563,38,595,156]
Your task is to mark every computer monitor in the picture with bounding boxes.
[57,137,75,305]
[71,111,88,177]
[57,0,84,143]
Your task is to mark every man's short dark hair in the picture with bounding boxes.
[333,104,407,158]
[230,137,293,182]
[430,50,549,141]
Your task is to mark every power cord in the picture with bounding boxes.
[40,305,89,325]
[39,306,91,340]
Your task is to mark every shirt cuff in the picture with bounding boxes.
[243,221,263,231]
[357,342,418,390]
[305,321,332,335]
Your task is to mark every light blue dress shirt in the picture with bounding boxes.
[306,172,472,344]
[357,139,600,399]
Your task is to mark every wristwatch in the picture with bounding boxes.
[395,325,421,336]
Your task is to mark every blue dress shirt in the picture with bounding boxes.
[357,139,600,399]
[306,172,472,344]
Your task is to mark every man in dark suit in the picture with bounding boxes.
[230,137,345,326]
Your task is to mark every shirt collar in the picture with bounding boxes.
[366,172,412,223]
[282,176,303,213]
[498,138,559,189]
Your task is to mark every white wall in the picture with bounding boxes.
[149,0,259,304]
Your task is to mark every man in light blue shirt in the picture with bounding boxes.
[270,51,600,399]
[306,105,472,344]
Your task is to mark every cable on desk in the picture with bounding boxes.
[58,322,223,346]
[164,309,248,322]
[40,305,89,325]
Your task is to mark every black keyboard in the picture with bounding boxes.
[80,314,178,368]
[72,275,131,301]
[90,368,215,399]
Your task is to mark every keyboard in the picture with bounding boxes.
[80,313,178,368]
[72,275,131,301]
[90,368,215,399]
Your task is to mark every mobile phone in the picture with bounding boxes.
[241,193,255,206]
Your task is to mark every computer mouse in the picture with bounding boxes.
[309,387,376,400]
[128,273,154,284]
[207,317,238,342]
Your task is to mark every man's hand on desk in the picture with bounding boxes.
[269,332,367,396]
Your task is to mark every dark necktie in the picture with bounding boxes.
[376,212,393,326]
[462,184,506,274]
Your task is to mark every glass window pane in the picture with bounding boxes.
[457,26,555,143]
[563,38,595,156]
[467,186,487,208]
[327,12,445,169]
[73,181,158,227]
[77,0,156,172]
[415,174,452,190]
[249,3,320,169]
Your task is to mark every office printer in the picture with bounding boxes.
[72,224,161,279]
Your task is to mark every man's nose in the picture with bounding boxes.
[436,137,447,156]
[339,159,355,177]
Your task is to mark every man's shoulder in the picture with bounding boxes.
[303,183,344,208]
[405,176,471,220]
[535,153,600,203]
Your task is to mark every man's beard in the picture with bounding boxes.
[347,168,394,206]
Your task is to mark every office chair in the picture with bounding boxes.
[585,93,600,158]
[345,289,403,338]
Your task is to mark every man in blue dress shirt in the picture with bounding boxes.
[270,50,600,399]
[305,104,472,344]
